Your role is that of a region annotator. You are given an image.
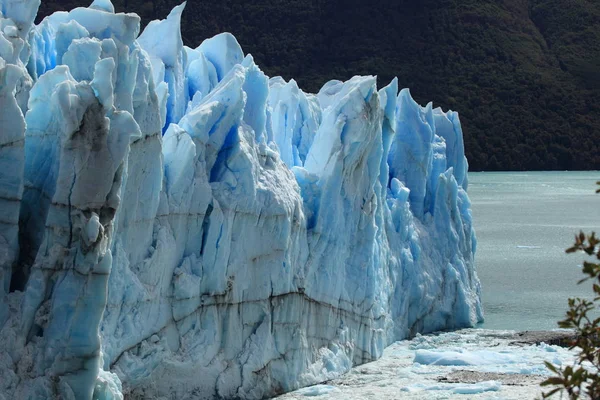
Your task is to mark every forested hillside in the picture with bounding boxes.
[37,0,600,171]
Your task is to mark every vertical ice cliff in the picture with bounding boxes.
[0,1,483,399]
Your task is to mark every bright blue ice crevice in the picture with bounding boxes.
[241,55,269,144]
[0,1,482,399]
[388,88,435,218]
[434,107,469,189]
[268,76,321,168]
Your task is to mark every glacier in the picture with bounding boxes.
[0,0,483,399]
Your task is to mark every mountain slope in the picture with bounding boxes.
[37,0,600,171]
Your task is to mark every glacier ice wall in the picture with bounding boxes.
[0,1,483,399]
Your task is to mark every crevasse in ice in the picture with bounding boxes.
[0,1,483,399]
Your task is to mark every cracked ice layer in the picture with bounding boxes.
[0,0,482,399]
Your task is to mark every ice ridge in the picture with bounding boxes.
[0,1,483,399]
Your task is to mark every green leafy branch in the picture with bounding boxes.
[541,181,600,399]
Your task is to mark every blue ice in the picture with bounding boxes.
[0,1,482,399]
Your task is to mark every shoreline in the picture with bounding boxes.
[508,330,577,347]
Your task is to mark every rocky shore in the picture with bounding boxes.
[508,330,577,347]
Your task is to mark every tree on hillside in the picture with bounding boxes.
[35,0,600,172]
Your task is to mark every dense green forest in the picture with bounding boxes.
[37,0,600,171]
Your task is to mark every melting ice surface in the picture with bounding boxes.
[0,0,482,399]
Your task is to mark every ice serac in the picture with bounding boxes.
[0,1,483,399]
[0,0,37,329]
[138,1,187,130]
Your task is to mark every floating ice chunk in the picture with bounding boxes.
[401,380,501,394]
[452,380,501,394]
[414,349,519,366]
[295,385,341,397]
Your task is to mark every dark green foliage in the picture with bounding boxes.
[36,0,600,171]
[541,183,600,399]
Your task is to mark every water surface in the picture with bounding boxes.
[469,171,600,330]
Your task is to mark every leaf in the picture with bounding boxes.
[542,387,562,398]
[544,361,559,373]
[541,377,565,386]
[567,246,578,254]
[572,368,585,382]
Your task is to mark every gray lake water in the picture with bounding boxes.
[469,171,600,330]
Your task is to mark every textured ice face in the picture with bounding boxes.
[0,1,482,399]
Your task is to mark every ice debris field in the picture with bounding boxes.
[0,0,483,398]
[275,330,579,400]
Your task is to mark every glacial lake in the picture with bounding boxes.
[469,171,600,330]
